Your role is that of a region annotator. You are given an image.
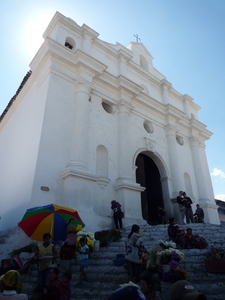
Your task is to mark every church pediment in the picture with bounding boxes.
[127,42,154,60]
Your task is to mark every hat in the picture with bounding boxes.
[170,280,206,300]
[0,270,22,292]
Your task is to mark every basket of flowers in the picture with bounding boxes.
[146,240,184,267]
[156,246,185,265]
[76,231,95,251]
[205,246,225,273]
[94,229,121,247]
[146,240,186,280]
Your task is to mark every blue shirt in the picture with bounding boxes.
[80,244,89,260]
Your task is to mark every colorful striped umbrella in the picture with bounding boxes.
[18,203,85,242]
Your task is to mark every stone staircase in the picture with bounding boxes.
[11,224,225,299]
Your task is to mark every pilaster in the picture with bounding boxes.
[165,125,183,196]
[116,100,133,179]
[161,79,172,105]
[183,94,192,119]
[61,83,97,203]
[69,83,91,169]
[189,136,220,224]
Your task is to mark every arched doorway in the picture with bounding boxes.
[135,153,164,224]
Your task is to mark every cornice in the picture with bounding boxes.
[30,38,107,79]
[43,12,82,40]
[189,118,212,141]
[161,79,172,89]
[116,75,142,97]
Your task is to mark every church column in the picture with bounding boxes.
[114,100,146,225]
[117,101,132,179]
[189,137,208,199]
[61,82,97,214]
[69,83,91,169]
[161,79,172,105]
[189,136,220,224]
[165,125,183,196]
[183,94,192,119]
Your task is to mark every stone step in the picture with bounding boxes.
[2,223,225,299]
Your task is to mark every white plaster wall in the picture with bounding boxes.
[0,77,48,231]
[88,95,119,177]
[30,72,75,207]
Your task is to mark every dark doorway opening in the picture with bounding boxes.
[136,153,164,224]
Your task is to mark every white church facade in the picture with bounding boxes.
[0,12,219,232]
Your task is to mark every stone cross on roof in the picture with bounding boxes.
[133,34,141,42]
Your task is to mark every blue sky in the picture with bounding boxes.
[1,0,224,200]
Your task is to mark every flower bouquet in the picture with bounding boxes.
[146,240,177,268]
[156,248,184,265]
[146,240,186,284]
[76,231,95,251]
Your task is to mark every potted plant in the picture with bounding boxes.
[205,246,225,273]
[94,229,121,247]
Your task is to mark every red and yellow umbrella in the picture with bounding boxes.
[18,203,85,241]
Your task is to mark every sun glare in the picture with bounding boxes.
[24,14,52,58]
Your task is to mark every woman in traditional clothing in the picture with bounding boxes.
[66,218,77,246]
[125,224,149,283]
[42,267,61,300]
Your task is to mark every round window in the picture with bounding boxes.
[102,102,115,114]
[143,121,154,133]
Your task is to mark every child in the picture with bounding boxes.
[186,228,193,239]
[185,228,194,248]
[175,225,184,235]
[167,217,176,242]
[175,225,186,248]
[77,237,89,285]
[60,271,72,300]
[186,228,208,249]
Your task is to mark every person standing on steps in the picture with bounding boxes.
[125,224,149,283]
[77,238,89,285]
[34,233,58,294]
[111,200,123,230]
[177,191,186,225]
[183,192,194,224]
[157,206,167,224]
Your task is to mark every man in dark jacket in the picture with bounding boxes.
[193,204,205,223]
[177,191,186,224]
[111,200,123,230]
[183,192,194,224]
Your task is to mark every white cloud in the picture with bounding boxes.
[210,168,225,179]
[215,194,225,201]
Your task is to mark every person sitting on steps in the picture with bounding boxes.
[193,204,204,223]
